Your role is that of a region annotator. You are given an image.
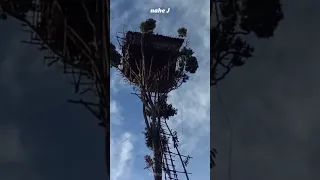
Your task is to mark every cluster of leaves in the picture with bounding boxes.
[173,47,199,84]
[143,127,153,149]
[140,18,157,34]
[143,126,168,150]
[145,95,177,120]
[144,155,154,169]
[211,0,284,85]
[178,47,198,73]
[177,27,187,37]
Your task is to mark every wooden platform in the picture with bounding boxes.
[121,31,184,92]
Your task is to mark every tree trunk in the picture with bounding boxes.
[152,116,162,180]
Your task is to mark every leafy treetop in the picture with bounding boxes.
[177,27,187,37]
[140,18,157,34]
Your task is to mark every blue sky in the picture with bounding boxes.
[0,19,106,179]
[0,1,209,180]
[110,0,210,180]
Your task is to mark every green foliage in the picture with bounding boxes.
[185,56,198,73]
[144,155,153,169]
[143,126,169,150]
[140,18,156,34]
[180,47,198,74]
[175,47,199,83]
[143,127,153,150]
[177,27,187,37]
[145,95,177,120]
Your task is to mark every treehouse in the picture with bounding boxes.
[122,31,184,92]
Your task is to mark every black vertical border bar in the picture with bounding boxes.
[210,0,215,176]
[210,0,214,87]
[100,0,111,178]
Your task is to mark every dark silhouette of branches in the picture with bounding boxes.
[211,0,284,85]
[1,0,112,177]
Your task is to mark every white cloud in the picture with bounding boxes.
[111,70,129,94]
[110,132,134,180]
[162,0,210,157]
[110,99,124,125]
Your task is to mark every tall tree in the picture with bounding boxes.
[138,19,198,180]
[114,18,198,180]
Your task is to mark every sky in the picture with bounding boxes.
[0,0,210,180]
[110,0,210,180]
[0,19,107,179]
[211,0,320,179]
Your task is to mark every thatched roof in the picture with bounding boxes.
[125,31,184,51]
[126,31,184,42]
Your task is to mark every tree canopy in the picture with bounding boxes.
[177,27,187,37]
[112,19,200,172]
[140,18,157,34]
[211,0,284,85]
